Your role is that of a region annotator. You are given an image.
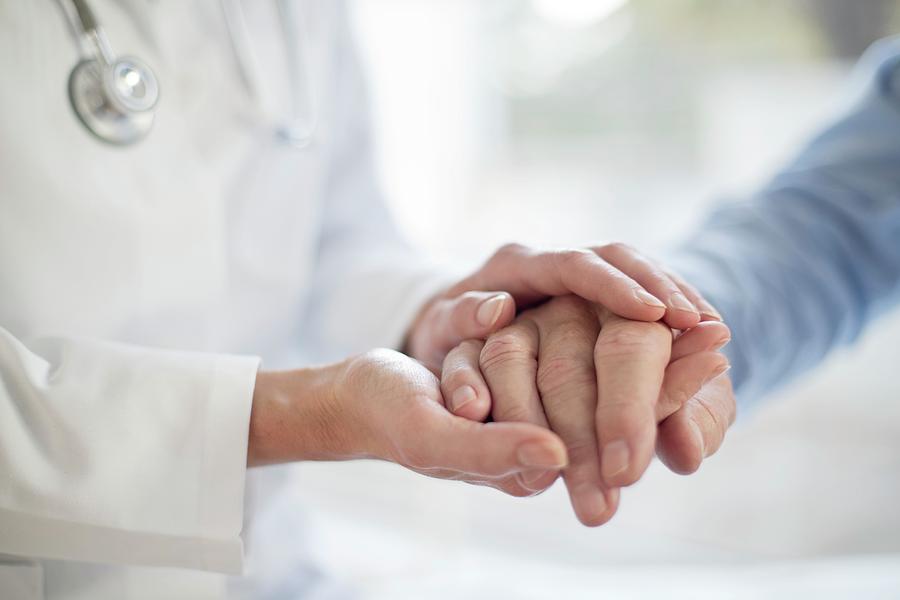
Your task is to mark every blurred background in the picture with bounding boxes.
[287,1,900,597]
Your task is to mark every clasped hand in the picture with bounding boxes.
[249,243,735,526]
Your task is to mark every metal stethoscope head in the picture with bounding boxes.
[63,0,317,148]
[66,0,160,145]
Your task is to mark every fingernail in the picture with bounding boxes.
[450,385,477,413]
[517,441,567,469]
[705,363,731,385]
[669,292,699,315]
[521,469,552,488]
[601,439,630,481]
[476,294,507,327]
[634,289,666,309]
[575,488,609,525]
[711,336,731,351]
[710,364,731,379]
[690,420,706,457]
[699,303,723,321]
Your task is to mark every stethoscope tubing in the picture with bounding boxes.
[62,0,317,147]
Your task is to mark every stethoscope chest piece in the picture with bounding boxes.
[69,55,159,145]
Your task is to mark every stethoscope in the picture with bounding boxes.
[61,0,317,147]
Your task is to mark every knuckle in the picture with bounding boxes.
[440,365,471,389]
[495,242,529,259]
[480,331,535,371]
[563,436,599,467]
[445,339,482,364]
[595,405,655,443]
[603,241,634,255]
[663,383,693,413]
[662,266,685,282]
[666,268,703,296]
[676,276,702,297]
[536,355,594,397]
[645,269,680,290]
[555,247,594,269]
[548,318,597,346]
[493,401,537,424]
[595,322,669,357]
[342,349,392,391]
[544,294,593,319]
[457,338,485,356]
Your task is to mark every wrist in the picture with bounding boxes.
[247,362,358,466]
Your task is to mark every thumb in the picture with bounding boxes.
[411,291,516,372]
[411,411,568,478]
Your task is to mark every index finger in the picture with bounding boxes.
[450,244,667,322]
[593,311,672,488]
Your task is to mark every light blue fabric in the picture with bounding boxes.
[671,36,900,408]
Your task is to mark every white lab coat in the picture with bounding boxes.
[0,1,448,597]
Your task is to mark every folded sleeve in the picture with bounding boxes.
[670,36,900,408]
[299,2,453,361]
[0,327,260,573]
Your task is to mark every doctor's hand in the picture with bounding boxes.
[439,295,735,526]
[405,243,721,373]
[246,349,568,484]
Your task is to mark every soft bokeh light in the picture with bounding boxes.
[531,0,629,27]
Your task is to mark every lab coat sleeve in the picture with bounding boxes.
[0,329,259,573]
[669,37,900,408]
[300,4,455,360]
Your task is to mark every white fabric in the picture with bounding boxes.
[0,559,43,600]
[0,0,446,597]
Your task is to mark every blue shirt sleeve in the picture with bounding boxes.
[670,36,900,409]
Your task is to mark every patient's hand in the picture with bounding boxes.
[439,295,734,526]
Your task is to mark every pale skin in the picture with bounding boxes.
[247,243,736,525]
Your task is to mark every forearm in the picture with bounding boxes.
[248,362,376,466]
[670,37,900,407]
[672,178,900,406]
